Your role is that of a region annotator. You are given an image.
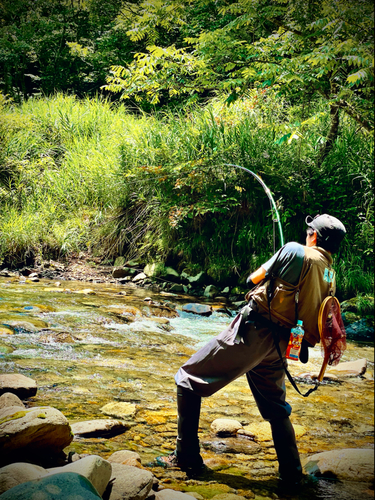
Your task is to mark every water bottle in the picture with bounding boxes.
[286,320,304,361]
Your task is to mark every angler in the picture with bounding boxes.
[156,213,347,489]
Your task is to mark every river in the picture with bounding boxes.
[0,277,374,500]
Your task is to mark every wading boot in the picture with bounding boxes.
[270,417,303,486]
[156,386,205,475]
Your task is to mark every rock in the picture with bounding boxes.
[133,272,147,282]
[145,305,179,319]
[0,463,47,495]
[204,285,219,298]
[0,374,37,399]
[100,402,137,419]
[344,319,374,341]
[47,455,112,496]
[0,472,102,499]
[113,267,137,279]
[108,450,142,465]
[0,406,73,462]
[242,421,306,442]
[328,358,367,377]
[4,319,48,332]
[71,419,131,438]
[341,296,374,316]
[302,448,374,481]
[159,267,180,283]
[201,436,261,455]
[211,419,243,436]
[182,304,212,316]
[39,331,79,343]
[104,463,154,500]
[155,490,196,499]
[0,393,24,410]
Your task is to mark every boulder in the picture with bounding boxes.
[182,304,212,316]
[344,319,374,341]
[201,436,261,455]
[104,463,154,500]
[328,358,367,377]
[47,455,112,496]
[0,374,37,399]
[0,463,47,495]
[71,419,131,438]
[211,419,243,436]
[155,490,197,499]
[0,393,24,410]
[100,402,137,419]
[242,421,306,442]
[0,472,102,499]
[303,448,374,481]
[0,406,73,462]
[113,267,137,279]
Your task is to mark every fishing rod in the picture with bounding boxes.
[222,163,284,252]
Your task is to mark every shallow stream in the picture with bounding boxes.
[0,277,374,500]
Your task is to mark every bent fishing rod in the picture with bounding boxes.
[222,163,284,252]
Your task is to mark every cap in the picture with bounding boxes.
[305,214,346,247]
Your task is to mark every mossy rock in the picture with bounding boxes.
[341,296,374,316]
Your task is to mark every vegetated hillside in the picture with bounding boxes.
[0,92,373,300]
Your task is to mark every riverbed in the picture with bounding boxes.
[0,277,374,500]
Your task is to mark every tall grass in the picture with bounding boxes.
[0,92,373,298]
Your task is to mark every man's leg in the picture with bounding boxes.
[246,337,303,484]
[175,385,203,466]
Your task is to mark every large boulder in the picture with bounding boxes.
[303,448,374,481]
[47,455,112,496]
[327,358,367,377]
[0,374,37,399]
[0,472,102,499]
[155,490,197,499]
[103,463,154,500]
[0,463,47,495]
[0,406,73,463]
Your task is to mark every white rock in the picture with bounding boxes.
[303,448,374,481]
[0,463,47,495]
[46,455,112,496]
[210,419,243,436]
[108,450,142,464]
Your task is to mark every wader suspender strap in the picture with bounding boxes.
[266,252,319,398]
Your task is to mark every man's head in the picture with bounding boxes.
[305,214,346,254]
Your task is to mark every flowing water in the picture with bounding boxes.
[0,277,374,500]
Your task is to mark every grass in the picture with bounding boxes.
[0,91,373,299]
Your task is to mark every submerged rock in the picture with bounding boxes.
[0,374,37,399]
[303,448,374,481]
[0,472,102,499]
[201,436,261,455]
[100,402,137,419]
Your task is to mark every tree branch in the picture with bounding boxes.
[336,99,373,132]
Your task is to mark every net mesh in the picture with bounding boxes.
[319,296,347,366]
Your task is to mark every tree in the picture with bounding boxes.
[105,0,374,162]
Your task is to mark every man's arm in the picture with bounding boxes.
[246,266,266,290]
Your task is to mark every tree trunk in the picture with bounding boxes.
[318,103,339,167]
